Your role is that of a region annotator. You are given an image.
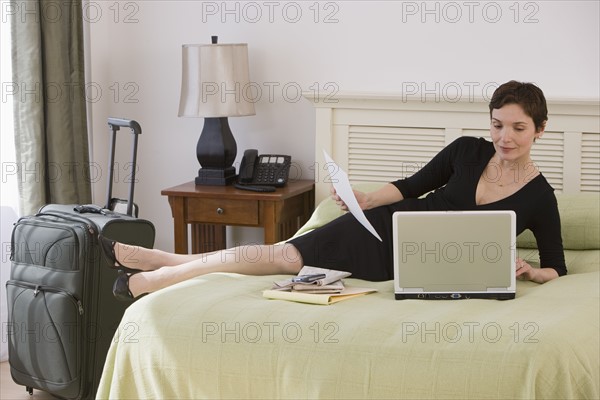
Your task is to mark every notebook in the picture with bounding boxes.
[392,211,516,300]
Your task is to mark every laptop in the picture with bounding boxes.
[393,211,516,300]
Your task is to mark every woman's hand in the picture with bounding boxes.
[330,183,405,212]
[515,258,536,281]
[330,186,370,211]
[515,258,559,284]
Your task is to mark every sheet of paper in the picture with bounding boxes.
[323,150,383,242]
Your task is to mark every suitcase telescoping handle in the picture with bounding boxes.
[106,118,142,216]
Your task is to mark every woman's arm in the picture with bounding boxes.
[516,258,559,283]
[332,137,476,211]
[515,189,565,284]
[529,191,567,279]
[331,183,404,211]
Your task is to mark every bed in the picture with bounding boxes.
[97,94,600,399]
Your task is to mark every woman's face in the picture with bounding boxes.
[490,103,544,165]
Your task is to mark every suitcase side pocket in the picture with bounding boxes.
[6,279,84,399]
[11,219,83,271]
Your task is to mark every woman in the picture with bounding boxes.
[102,80,566,301]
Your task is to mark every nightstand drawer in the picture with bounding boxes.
[186,198,259,225]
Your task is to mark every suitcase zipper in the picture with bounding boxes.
[35,211,97,237]
[32,210,105,384]
[34,212,98,310]
[9,280,84,316]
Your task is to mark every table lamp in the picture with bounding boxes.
[178,36,255,185]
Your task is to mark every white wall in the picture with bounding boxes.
[86,0,600,252]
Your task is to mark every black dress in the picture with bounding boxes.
[287,137,567,281]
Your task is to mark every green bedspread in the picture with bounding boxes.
[97,255,598,399]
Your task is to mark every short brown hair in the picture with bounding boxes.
[489,81,548,132]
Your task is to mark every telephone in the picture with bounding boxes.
[237,149,291,189]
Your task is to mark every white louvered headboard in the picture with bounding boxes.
[303,93,600,203]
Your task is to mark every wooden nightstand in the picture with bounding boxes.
[161,180,315,254]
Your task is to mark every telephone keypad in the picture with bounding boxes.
[254,155,291,187]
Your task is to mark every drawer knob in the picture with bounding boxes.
[216,207,224,215]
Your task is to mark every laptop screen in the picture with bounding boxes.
[393,211,516,294]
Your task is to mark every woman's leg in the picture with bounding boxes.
[111,242,220,271]
[127,243,303,297]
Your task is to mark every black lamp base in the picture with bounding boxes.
[194,117,238,186]
[195,166,237,186]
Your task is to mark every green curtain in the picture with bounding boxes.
[11,0,91,216]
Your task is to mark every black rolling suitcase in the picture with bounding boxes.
[6,118,155,399]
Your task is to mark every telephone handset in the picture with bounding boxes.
[238,149,291,188]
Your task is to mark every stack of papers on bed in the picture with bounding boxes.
[271,266,350,293]
[263,266,377,305]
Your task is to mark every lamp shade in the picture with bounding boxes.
[178,43,256,118]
